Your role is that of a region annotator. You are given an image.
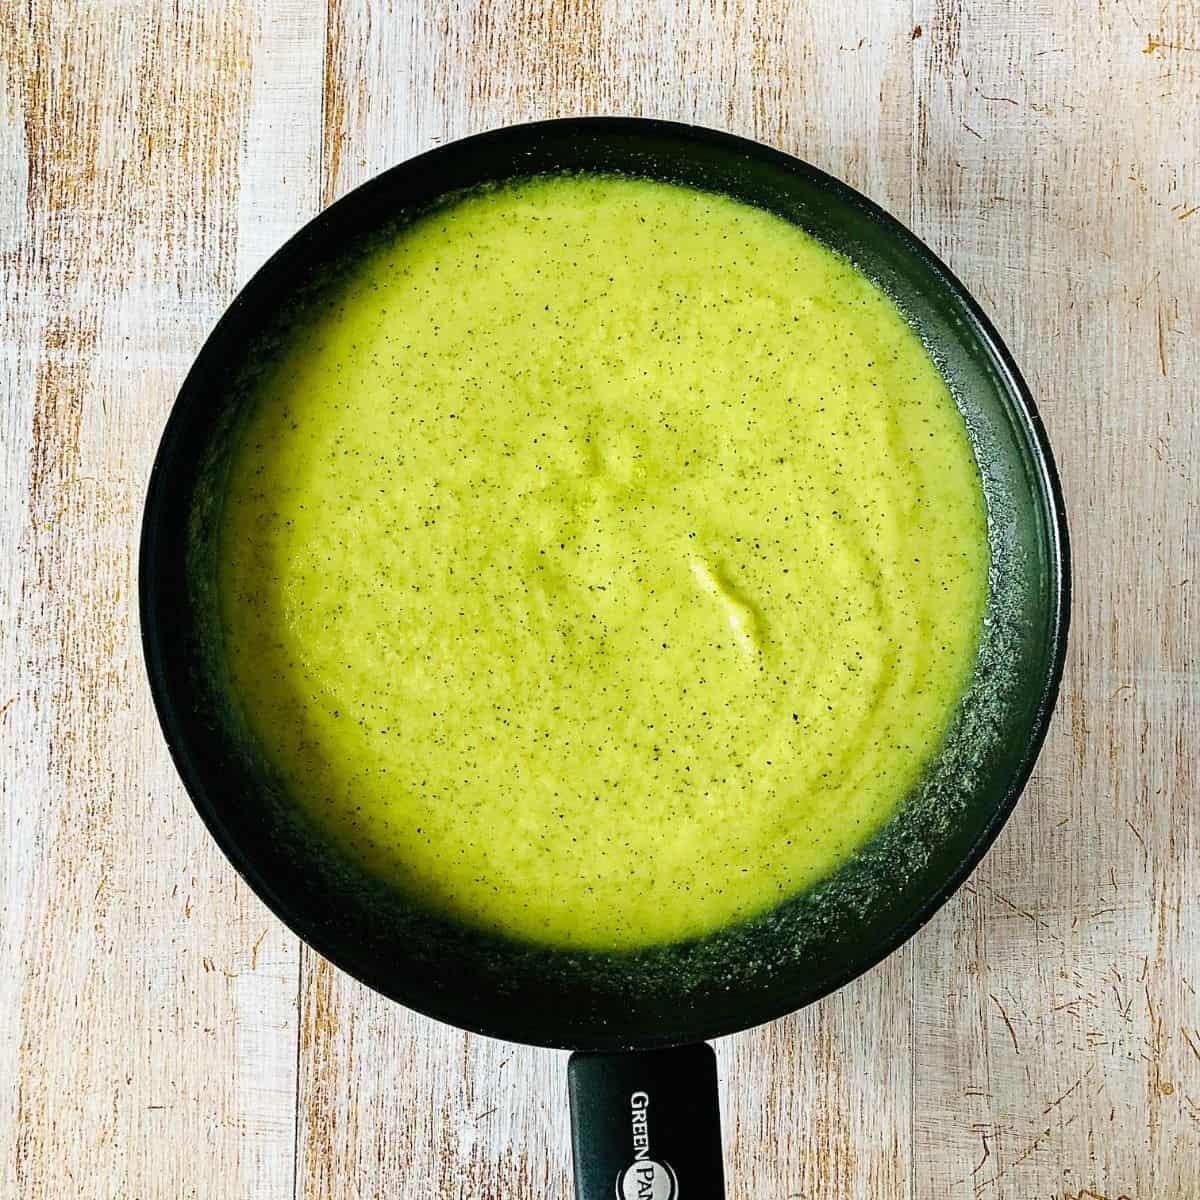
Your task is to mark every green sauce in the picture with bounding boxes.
[219,174,989,952]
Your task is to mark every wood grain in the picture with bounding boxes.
[1,1,1196,1197]
[909,1,1199,1195]
[1,4,319,1197]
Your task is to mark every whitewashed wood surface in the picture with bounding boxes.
[1,2,1196,1197]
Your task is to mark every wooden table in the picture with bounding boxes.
[2,2,1196,1196]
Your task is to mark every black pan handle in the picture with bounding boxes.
[568,1043,725,1200]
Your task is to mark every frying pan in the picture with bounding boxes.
[140,118,1070,1199]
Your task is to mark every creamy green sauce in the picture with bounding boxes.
[219,174,989,952]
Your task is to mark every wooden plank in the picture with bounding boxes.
[0,3,322,1196]
[299,3,918,1198]
[226,4,326,1197]
[909,0,1200,1195]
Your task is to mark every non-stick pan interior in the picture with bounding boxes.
[140,119,1068,1051]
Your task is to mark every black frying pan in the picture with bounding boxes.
[140,118,1069,1200]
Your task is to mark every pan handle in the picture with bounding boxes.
[568,1043,725,1200]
